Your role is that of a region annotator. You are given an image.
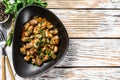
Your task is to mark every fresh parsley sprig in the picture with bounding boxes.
[2,0,47,46]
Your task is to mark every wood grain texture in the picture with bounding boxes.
[1,0,120,80]
[49,9,120,38]
[2,55,6,80]
[44,0,120,8]
[5,56,15,80]
[57,39,120,66]
[15,68,120,80]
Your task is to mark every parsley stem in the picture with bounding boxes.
[6,18,15,46]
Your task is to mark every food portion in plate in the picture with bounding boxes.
[20,16,59,66]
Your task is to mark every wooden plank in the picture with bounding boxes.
[44,0,120,8]
[2,39,120,67]
[0,39,120,79]
[57,39,120,67]
[15,68,120,80]
[49,9,120,38]
[2,39,120,68]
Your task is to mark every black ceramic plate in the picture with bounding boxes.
[13,5,69,78]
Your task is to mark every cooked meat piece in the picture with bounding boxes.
[20,16,59,66]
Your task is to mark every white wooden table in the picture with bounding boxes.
[0,0,120,80]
